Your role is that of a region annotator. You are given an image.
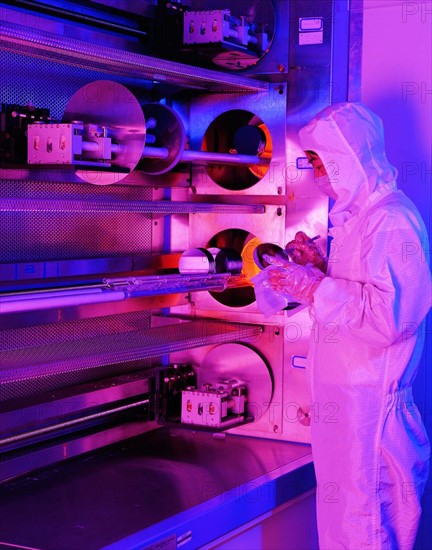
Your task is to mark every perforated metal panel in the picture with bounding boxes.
[0,316,262,402]
[0,49,158,397]
[0,49,154,118]
[0,310,153,401]
[0,48,157,263]
[0,179,153,262]
[0,22,268,93]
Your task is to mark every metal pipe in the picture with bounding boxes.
[0,398,150,448]
[81,141,100,152]
[142,145,170,159]
[0,289,126,314]
[180,149,267,165]
[0,274,245,315]
[0,288,104,302]
[141,146,268,166]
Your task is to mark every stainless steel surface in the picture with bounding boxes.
[0,2,359,546]
[0,319,263,401]
[0,309,154,399]
[1,373,151,437]
[348,0,364,102]
[182,1,275,72]
[142,145,170,159]
[142,147,268,166]
[1,273,252,314]
[0,257,134,288]
[2,0,148,39]
[0,421,156,485]
[0,398,150,447]
[1,0,353,490]
[253,242,288,270]
[185,205,285,313]
[0,196,265,214]
[178,248,215,274]
[0,179,153,264]
[139,104,186,175]
[181,148,268,166]
[0,428,314,550]
[1,287,126,314]
[0,371,154,484]
[168,323,285,438]
[186,90,285,196]
[197,343,273,423]
[62,80,146,185]
[23,79,270,181]
[0,20,269,93]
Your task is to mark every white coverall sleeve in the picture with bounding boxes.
[312,204,431,347]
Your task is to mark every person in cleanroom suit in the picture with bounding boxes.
[264,102,431,549]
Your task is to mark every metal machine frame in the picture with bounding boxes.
[0,1,360,547]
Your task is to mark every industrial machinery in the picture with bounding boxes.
[0,1,360,548]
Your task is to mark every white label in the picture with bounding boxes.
[299,17,323,31]
[299,31,323,45]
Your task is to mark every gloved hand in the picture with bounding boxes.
[285,231,327,273]
[263,254,325,304]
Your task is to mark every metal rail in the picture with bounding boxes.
[0,398,150,448]
[0,20,269,93]
[142,146,269,166]
[0,273,252,314]
[0,197,265,214]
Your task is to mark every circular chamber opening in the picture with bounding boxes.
[202,110,272,190]
[199,343,273,421]
[206,228,262,307]
[62,80,146,185]
[186,0,276,72]
[139,103,186,175]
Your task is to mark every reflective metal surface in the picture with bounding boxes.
[198,343,273,422]
[183,0,276,72]
[140,104,186,175]
[1,373,151,437]
[168,323,285,437]
[63,80,146,184]
[1,273,246,314]
[201,109,273,190]
[0,318,262,401]
[348,0,364,102]
[186,205,285,312]
[253,242,287,270]
[1,0,352,503]
[0,19,269,92]
[188,91,285,196]
[0,428,314,550]
[0,421,156,485]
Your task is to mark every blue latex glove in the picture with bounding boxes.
[263,254,325,304]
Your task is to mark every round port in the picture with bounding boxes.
[199,343,273,422]
[202,110,272,190]
[206,228,261,307]
[187,0,276,72]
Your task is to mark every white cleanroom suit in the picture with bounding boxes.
[294,103,431,549]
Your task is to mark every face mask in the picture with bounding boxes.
[315,175,338,200]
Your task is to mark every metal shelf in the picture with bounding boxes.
[0,20,269,93]
[0,197,265,215]
[0,319,263,391]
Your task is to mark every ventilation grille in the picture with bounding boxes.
[0,180,153,262]
[0,316,262,402]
